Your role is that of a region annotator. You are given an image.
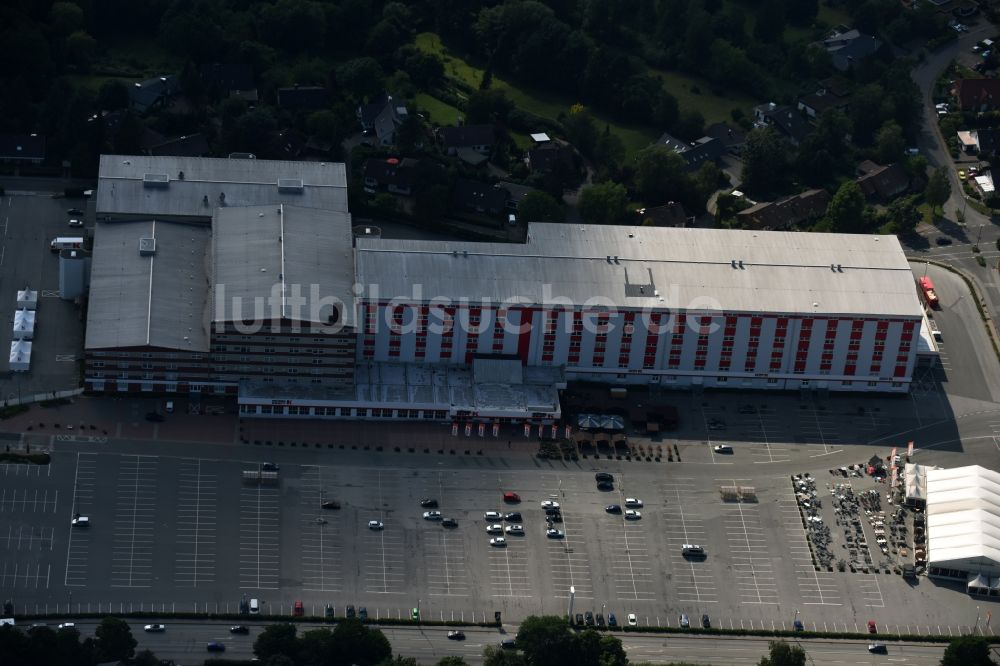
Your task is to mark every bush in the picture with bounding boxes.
[0,404,29,419]
[977,254,987,267]
[0,452,50,465]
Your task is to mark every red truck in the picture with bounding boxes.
[918,276,939,308]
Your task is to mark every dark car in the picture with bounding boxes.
[867,620,877,634]
[442,517,458,528]
[575,613,584,626]
[793,619,804,631]
[597,481,614,491]
[605,504,622,513]
[501,637,517,649]
[325,605,335,618]
[321,500,341,509]
[230,625,249,634]
[262,462,279,471]
[546,512,563,523]
[596,613,605,627]
[359,607,368,620]
[702,614,711,628]
[585,611,594,626]
[420,499,438,508]
[935,236,953,246]
[144,412,165,422]
[504,512,522,522]
[608,613,617,627]
[346,605,355,618]
[207,642,226,652]
[544,506,561,516]
[66,208,83,215]
[447,630,465,640]
[868,643,887,654]
[595,472,614,482]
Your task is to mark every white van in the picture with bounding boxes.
[681,544,706,557]
[249,598,259,614]
[50,237,84,252]
[165,400,174,413]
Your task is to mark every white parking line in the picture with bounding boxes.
[110,455,157,588]
[175,459,217,587]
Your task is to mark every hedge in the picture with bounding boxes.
[0,452,50,465]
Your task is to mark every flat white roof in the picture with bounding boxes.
[927,465,1000,571]
[355,223,922,318]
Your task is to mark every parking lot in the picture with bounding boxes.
[0,193,87,399]
[0,441,995,637]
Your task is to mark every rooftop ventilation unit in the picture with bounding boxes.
[277,178,304,193]
[138,237,156,256]
[142,173,170,188]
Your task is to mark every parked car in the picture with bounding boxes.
[597,481,614,491]
[585,611,594,626]
[442,518,458,528]
[679,613,689,628]
[540,500,560,509]
[625,510,642,520]
[143,624,166,632]
[624,498,643,508]
[328,605,337,618]
[411,608,420,620]
[546,528,565,539]
[605,504,622,514]
[504,512,522,522]
[959,169,967,181]
[596,613,605,627]
[359,607,368,620]
[544,506,561,516]
[423,510,442,520]
[608,613,617,627]
[503,492,520,503]
[793,619,804,631]
[713,444,733,454]
[66,208,83,215]
[68,219,83,227]
[368,520,384,530]
[936,236,953,246]
[575,613,584,626]
[627,613,637,627]
[702,614,711,628]
[484,511,503,520]
[867,620,877,633]
[486,523,504,534]
[490,536,507,547]
[595,472,614,482]
[71,515,89,527]
[505,524,524,535]
[321,500,341,509]
[420,499,438,508]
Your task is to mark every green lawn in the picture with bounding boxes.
[653,69,757,125]
[414,32,657,158]
[414,93,463,126]
[65,74,139,94]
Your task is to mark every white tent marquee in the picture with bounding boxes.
[927,465,1000,580]
[8,340,30,372]
[905,463,933,505]
[16,288,37,311]
[12,309,34,340]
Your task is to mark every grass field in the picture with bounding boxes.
[653,69,757,125]
[414,93,463,126]
[414,32,657,158]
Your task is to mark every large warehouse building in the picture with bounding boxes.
[84,155,925,422]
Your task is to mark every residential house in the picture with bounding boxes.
[357,93,409,147]
[797,86,850,118]
[655,132,726,171]
[129,75,180,114]
[703,122,746,155]
[526,142,575,174]
[452,179,508,217]
[0,133,45,165]
[277,85,329,112]
[736,189,830,230]
[148,133,210,157]
[955,78,1000,111]
[855,161,910,201]
[753,103,811,146]
[636,202,690,227]
[364,157,420,195]
[957,128,1000,154]
[820,29,883,71]
[499,181,537,212]
[439,125,496,166]
[200,63,257,102]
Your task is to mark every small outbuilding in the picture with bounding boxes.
[9,339,31,372]
[12,309,35,340]
[16,287,37,310]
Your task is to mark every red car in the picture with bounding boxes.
[293,601,304,616]
[503,492,521,503]
[867,620,877,633]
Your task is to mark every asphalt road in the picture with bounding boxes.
[42,618,951,665]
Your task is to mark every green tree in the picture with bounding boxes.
[925,166,951,214]
[436,658,470,666]
[579,182,628,225]
[875,121,906,165]
[822,181,866,233]
[377,657,419,666]
[65,30,97,69]
[940,635,995,666]
[331,618,392,666]
[741,127,787,197]
[514,615,578,666]
[94,617,136,662]
[49,2,84,35]
[759,640,807,666]
[881,195,921,235]
[306,110,345,145]
[753,0,786,42]
[415,184,451,223]
[373,192,399,213]
[254,623,298,662]
[595,128,625,168]
[519,191,565,223]
[465,89,514,125]
[259,0,327,53]
[483,644,527,666]
[337,58,386,101]
[564,105,599,158]
[296,628,334,666]
[634,145,690,207]
[97,80,129,111]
